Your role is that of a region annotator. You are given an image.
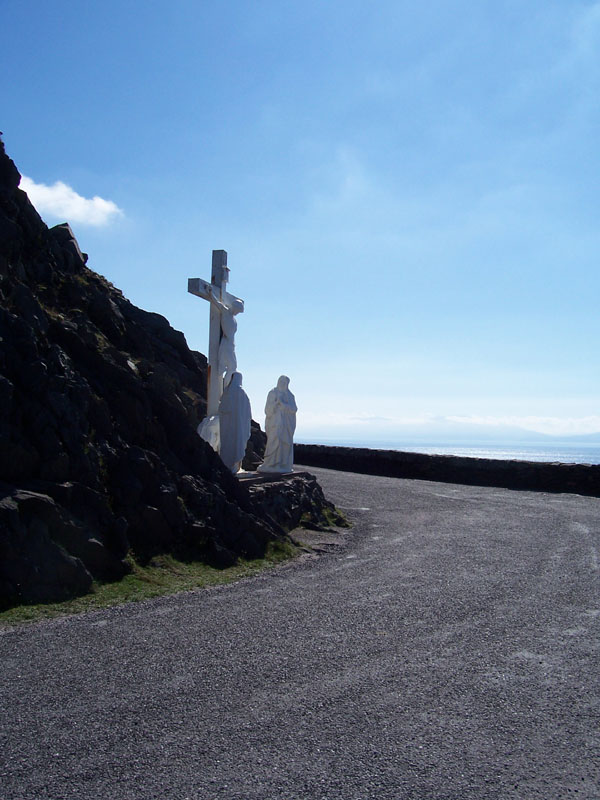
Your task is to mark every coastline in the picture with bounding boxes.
[295,443,600,498]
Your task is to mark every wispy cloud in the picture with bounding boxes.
[20,176,123,227]
[570,1,600,60]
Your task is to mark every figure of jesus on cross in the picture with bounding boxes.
[188,249,244,417]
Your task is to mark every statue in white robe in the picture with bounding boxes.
[218,372,251,473]
[258,376,297,473]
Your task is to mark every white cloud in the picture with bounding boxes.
[20,175,123,227]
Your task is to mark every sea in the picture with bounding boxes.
[298,438,600,465]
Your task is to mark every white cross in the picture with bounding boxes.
[188,250,244,416]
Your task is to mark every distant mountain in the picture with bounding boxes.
[361,422,554,445]
[324,419,600,447]
[554,431,600,444]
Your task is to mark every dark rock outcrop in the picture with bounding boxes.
[248,472,347,533]
[295,444,600,497]
[0,138,303,608]
[243,420,266,471]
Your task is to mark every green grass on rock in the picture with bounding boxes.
[0,540,299,628]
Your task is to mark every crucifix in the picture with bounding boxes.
[188,249,245,417]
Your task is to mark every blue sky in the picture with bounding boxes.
[3,0,599,442]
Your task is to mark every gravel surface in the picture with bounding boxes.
[1,466,599,799]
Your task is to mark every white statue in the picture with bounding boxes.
[197,415,220,452]
[258,376,297,474]
[218,372,251,474]
[206,286,244,387]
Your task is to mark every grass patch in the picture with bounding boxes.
[299,505,351,530]
[323,505,351,527]
[0,539,299,629]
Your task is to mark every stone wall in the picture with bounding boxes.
[295,444,600,497]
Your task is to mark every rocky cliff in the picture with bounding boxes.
[0,139,333,608]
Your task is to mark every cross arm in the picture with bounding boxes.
[188,277,212,300]
[188,278,243,310]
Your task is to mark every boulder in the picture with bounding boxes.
[0,489,94,607]
[248,472,347,532]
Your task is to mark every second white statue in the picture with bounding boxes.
[218,372,251,474]
[258,376,297,474]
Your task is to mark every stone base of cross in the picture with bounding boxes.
[188,249,244,418]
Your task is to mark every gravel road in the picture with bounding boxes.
[1,466,599,799]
